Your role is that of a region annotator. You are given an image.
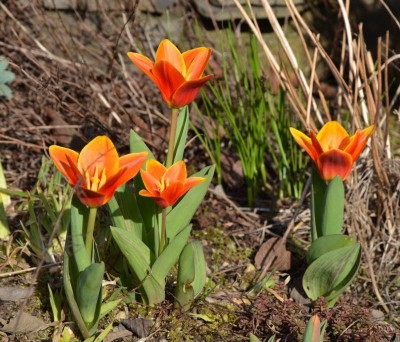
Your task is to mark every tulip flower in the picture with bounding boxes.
[290,121,375,181]
[50,136,148,207]
[139,159,206,207]
[127,39,213,108]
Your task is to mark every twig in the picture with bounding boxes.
[0,262,62,279]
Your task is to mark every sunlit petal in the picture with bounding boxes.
[155,39,186,75]
[152,60,186,103]
[49,145,81,184]
[316,121,350,151]
[146,159,166,179]
[289,128,319,162]
[75,187,106,207]
[78,136,119,179]
[127,52,157,83]
[160,180,185,207]
[316,149,353,181]
[140,169,160,195]
[344,125,375,161]
[182,47,208,69]
[185,48,211,80]
[164,161,187,184]
[182,176,206,193]
[171,74,214,108]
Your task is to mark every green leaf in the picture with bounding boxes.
[63,248,91,339]
[70,196,90,272]
[0,161,10,207]
[173,106,189,163]
[249,333,262,342]
[0,195,9,239]
[110,226,153,279]
[321,176,344,236]
[174,240,206,310]
[152,225,191,285]
[0,84,12,99]
[110,226,164,305]
[306,234,356,265]
[166,165,215,240]
[0,70,15,84]
[107,184,143,240]
[76,262,104,330]
[48,284,62,322]
[311,169,327,241]
[129,129,154,158]
[93,322,113,342]
[100,299,121,319]
[303,243,361,306]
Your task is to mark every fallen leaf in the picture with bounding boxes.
[0,312,50,333]
[0,287,31,302]
[254,237,291,271]
[120,318,153,338]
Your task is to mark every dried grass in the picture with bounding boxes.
[234,0,400,318]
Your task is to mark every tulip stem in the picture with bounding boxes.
[159,207,167,255]
[86,207,97,261]
[166,107,179,168]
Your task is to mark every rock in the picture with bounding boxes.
[371,309,385,322]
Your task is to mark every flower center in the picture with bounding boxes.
[157,176,170,192]
[85,164,107,191]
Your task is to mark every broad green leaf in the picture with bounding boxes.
[174,240,206,310]
[110,226,153,280]
[166,165,215,239]
[108,184,143,240]
[321,176,344,236]
[63,249,91,339]
[129,129,154,158]
[76,262,104,330]
[173,106,189,163]
[152,225,191,285]
[303,243,361,305]
[70,196,90,272]
[311,169,327,241]
[306,234,355,265]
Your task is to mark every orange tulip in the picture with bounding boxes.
[127,39,213,108]
[290,121,375,181]
[49,136,148,207]
[139,159,206,207]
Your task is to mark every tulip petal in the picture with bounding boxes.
[160,180,185,207]
[146,159,166,180]
[140,169,160,195]
[171,74,214,108]
[289,128,319,162]
[78,136,119,179]
[317,121,350,152]
[344,125,375,161]
[185,48,211,80]
[310,130,324,156]
[182,47,209,69]
[75,187,106,207]
[127,52,157,83]
[164,161,187,184]
[152,60,186,105]
[49,145,81,184]
[155,39,186,75]
[183,176,206,193]
[100,152,148,196]
[316,149,353,181]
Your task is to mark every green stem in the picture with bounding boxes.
[166,107,179,168]
[85,207,97,261]
[159,207,167,255]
